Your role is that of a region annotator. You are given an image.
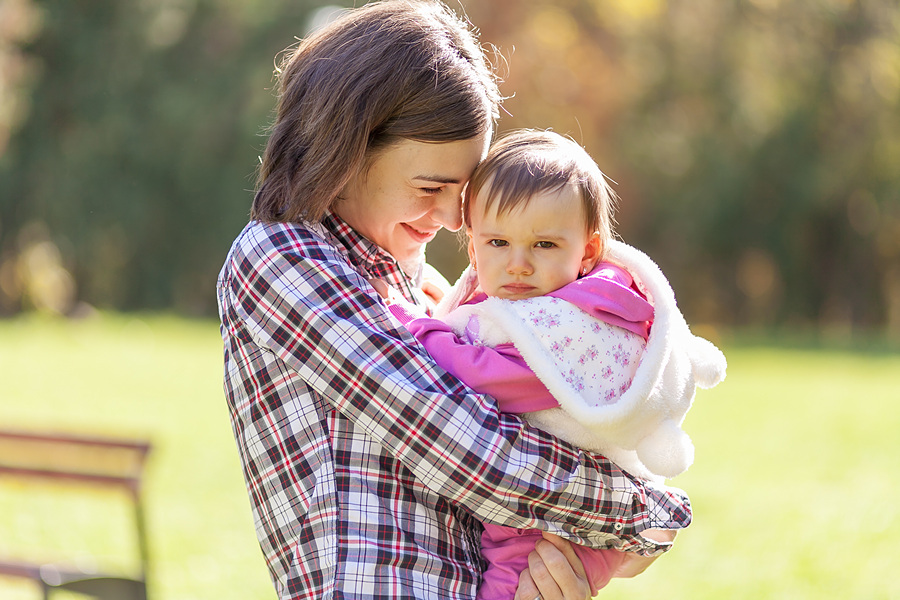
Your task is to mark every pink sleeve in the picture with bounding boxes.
[389,305,560,414]
[548,263,653,340]
[571,544,626,595]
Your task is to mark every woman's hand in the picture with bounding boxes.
[513,532,592,600]
[613,528,676,579]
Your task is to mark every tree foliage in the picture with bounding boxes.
[467,0,900,333]
[2,0,899,336]
[0,0,319,314]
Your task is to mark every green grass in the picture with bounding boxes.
[605,341,900,600]
[0,314,271,600]
[1,314,898,599]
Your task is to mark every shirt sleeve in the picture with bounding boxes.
[224,226,691,549]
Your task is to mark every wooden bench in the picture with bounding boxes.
[0,428,152,600]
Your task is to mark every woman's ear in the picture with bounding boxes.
[581,232,602,274]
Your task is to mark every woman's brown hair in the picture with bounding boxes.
[251,0,501,224]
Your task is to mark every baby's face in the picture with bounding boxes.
[467,184,600,300]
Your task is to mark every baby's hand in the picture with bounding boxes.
[368,278,391,299]
[367,278,405,305]
[421,279,446,308]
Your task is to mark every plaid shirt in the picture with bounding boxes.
[216,215,692,600]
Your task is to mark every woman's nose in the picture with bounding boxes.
[432,188,464,232]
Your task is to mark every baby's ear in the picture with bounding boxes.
[581,232,602,272]
[466,229,476,266]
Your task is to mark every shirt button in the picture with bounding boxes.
[613,523,623,531]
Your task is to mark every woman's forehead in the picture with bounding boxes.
[374,136,491,182]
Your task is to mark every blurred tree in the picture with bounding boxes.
[1,0,899,338]
[466,0,900,335]
[0,0,328,314]
[0,0,41,155]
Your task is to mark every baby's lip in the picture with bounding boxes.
[500,283,538,296]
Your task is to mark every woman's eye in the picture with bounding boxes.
[420,187,442,195]
[488,239,508,247]
[535,241,556,249]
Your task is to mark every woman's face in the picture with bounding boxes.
[335,133,491,269]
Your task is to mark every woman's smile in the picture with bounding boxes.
[335,134,490,269]
[402,222,440,243]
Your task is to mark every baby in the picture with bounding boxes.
[375,129,727,599]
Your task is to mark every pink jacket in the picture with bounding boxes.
[389,261,653,415]
[393,241,727,483]
[388,242,726,599]
[387,261,654,598]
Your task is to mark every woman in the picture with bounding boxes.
[216,2,692,599]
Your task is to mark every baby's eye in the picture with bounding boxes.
[535,241,556,249]
[488,239,508,247]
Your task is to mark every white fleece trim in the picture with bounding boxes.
[439,241,727,479]
[477,297,641,427]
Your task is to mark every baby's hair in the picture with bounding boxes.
[252,0,501,224]
[464,129,617,255]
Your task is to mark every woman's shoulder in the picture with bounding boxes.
[230,220,344,263]
[220,221,358,288]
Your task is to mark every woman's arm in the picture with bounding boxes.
[224,225,690,549]
[386,302,560,414]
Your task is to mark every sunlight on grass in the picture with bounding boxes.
[1,314,898,599]
[0,314,271,600]
[604,346,900,600]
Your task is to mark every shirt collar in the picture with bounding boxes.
[319,212,425,306]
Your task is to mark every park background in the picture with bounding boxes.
[1,0,898,598]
